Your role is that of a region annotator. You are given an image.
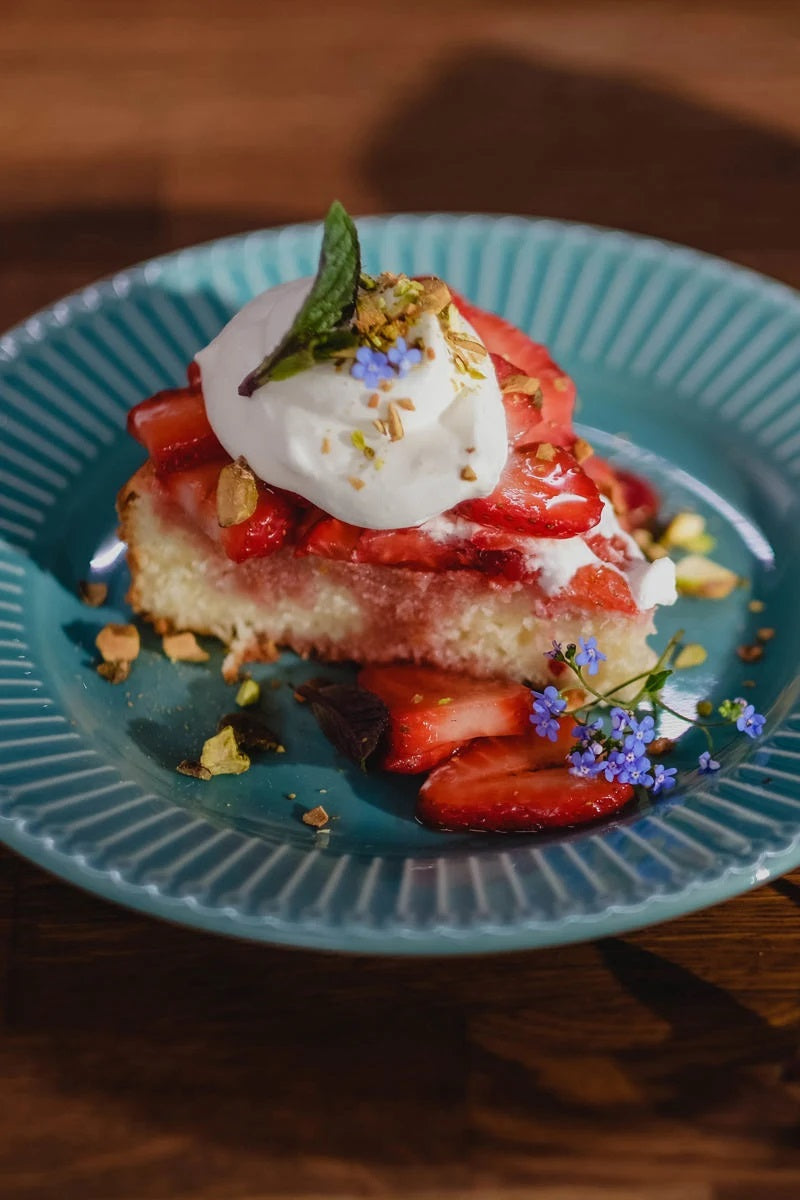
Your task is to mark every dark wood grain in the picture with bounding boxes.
[2,2,800,1196]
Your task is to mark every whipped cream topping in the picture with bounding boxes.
[196,278,508,529]
[421,498,678,612]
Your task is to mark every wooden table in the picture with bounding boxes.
[2,2,800,1196]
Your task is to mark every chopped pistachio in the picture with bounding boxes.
[236,678,261,707]
[572,438,593,464]
[756,627,776,642]
[417,276,451,314]
[368,393,380,408]
[674,643,708,670]
[437,697,452,706]
[649,737,676,757]
[177,759,212,781]
[396,397,416,411]
[411,693,423,704]
[386,402,404,442]
[162,631,209,663]
[78,580,108,607]
[217,458,258,528]
[696,700,714,717]
[460,465,478,482]
[748,599,765,613]
[661,511,706,550]
[553,377,570,392]
[302,804,330,828]
[536,443,557,462]
[200,725,250,776]
[97,660,130,684]
[348,476,366,491]
[96,622,140,664]
[501,373,542,399]
[562,688,588,712]
[681,532,717,555]
[675,555,740,600]
[321,436,331,454]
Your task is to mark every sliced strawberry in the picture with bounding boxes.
[458,445,602,538]
[128,386,226,474]
[357,665,532,774]
[159,461,295,562]
[294,515,363,561]
[560,563,638,615]
[417,734,634,832]
[159,460,223,543]
[492,353,573,450]
[583,457,660,533]
[219,484,295,563]
[453,295,577,431]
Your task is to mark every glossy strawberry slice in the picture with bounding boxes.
[583,456,659,532]
[357,665,533,773]
[159,462,295,563]
[454,295,577,431]
[128,386,227,474]
[458,444,602,538]
[417,733,634,832]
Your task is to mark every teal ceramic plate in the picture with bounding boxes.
[1,215,800,954]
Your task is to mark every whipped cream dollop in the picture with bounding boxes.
[196,278,508,529]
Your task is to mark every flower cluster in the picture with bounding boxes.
[350,337,422,387]
[535,636,767,795]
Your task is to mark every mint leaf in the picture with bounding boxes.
[239,201,360,395]
[645,669,672,694]
[295,680,389,768]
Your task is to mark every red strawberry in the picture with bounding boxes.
[453,295,577,431]
[491,353,574,450]
[417,734,633,832]
[457,445,602,538]
[128,386,227,474]
[159,462,295,563]
[357,665,533,773]
[583,457,660,533]
[560,563,638,615]
[219,484,295,563]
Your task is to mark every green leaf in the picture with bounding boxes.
[239,200,361,395]
[644,669,672,694]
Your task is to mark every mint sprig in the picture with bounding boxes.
[238,200,361,395]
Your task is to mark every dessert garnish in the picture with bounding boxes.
[238,200,361,392]
[293,679,389,770]
[95,622,140,684]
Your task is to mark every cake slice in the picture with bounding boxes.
[119,206,675,689]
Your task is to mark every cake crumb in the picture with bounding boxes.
[97,660,130,685]
[302,805,330,828]
[163,631,209,663]
[756,627,775,642]
[748,599,765,613]
[177,759,212,781]
[96,623,140,664]
[737,643,764,663]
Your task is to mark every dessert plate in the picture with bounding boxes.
[1,215,799,954]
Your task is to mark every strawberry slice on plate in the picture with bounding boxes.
[453,294,577,431]
[357,665,533,773]
[492,353,574,450]
[583,456,660,533]
[417,732,634,832]
[128,385,227,474]
[457,444,603,538]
